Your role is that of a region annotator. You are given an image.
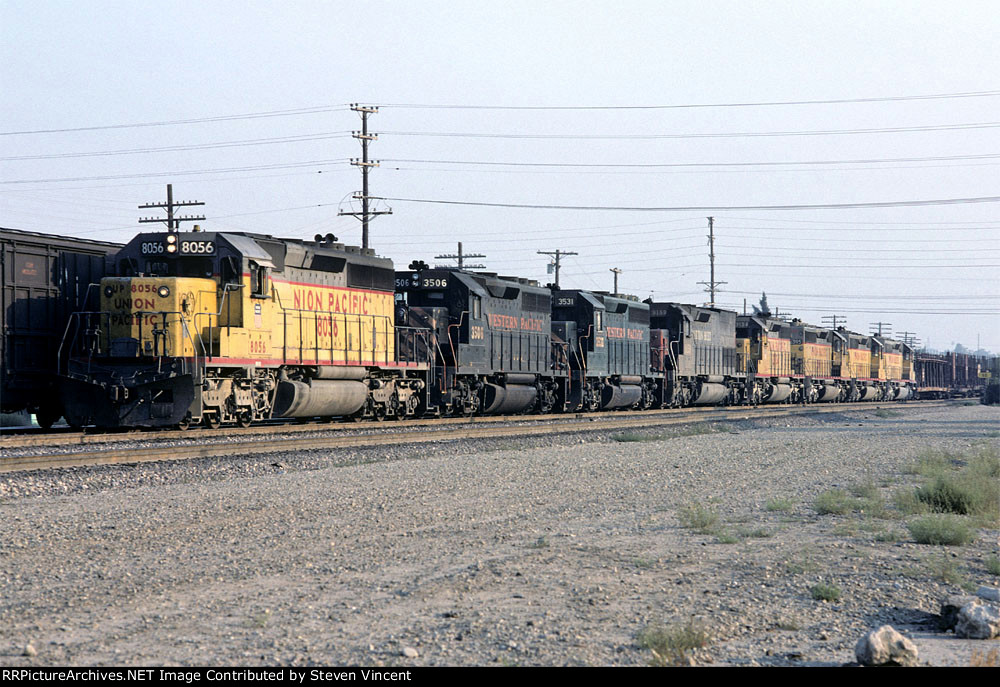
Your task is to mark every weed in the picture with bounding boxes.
[874,529,905,543]
[893,488,930,515]
[810,583,841,602]
[785,548,819,575]
[637,621,710,666]
[614,423,731,443]
[905,449,962,478]
[970,647,1000,667]
[813,489,853,515]
[927,554,970,587]
[873,408,901,418]
[907,514,976,546]
[849,479,880,500]
[765,496,796,513]
[614,432,665,443]
[677,501,721,535]
[985,554,1000,576]
[715,532,741,544]
[774,617,801,631]
[527,536,549,549]
[634,557,654,569]
[735,525,773,539]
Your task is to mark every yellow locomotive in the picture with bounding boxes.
[59,230,428,428]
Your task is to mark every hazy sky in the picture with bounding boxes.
[2,1,998,350]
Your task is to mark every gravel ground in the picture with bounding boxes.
[1,402,998,667]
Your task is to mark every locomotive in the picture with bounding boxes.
[54,226,933,429]
[59,230,429,428]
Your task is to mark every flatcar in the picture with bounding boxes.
[1,228,121,427]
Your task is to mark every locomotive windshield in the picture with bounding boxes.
[119,256,216,278]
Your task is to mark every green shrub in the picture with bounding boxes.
[985,554,1000,576]
[765,496,796,512]
[638,622,710,666]
[813,489,852,515]
[907,514,976,546]
[810,583,841,602]
[678,502,720,534]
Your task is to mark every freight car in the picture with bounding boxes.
[1,228,120,427]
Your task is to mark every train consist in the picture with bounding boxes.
[1,226,995,429]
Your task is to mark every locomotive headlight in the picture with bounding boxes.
[157,285,170,298]
[166,234,177,244]
[103,285,113,298]
[166,243,177,253]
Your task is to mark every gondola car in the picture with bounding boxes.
[1,228,120,427]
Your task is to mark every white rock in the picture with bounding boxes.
[955,602,1000,640]
[402,646,419,658]
[975,586,1000,603]
[855,625,918,666]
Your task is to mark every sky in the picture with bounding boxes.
[2,0,998,352]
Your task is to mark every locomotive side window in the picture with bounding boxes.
[221,256,241,285]
[472,295,482,319]
[595,311,603,331]
[251,262,269,298]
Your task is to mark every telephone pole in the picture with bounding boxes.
[138,184,205,232]
[538,249,578,288]
[338,104,391,250]
[610,267,622,296]
[869,321,893,337]
[822,314,847,329]
[697,216,726,307]
[898,331,921,348]
[435,242,485,270]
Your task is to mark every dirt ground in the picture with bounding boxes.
[1,402,998,666]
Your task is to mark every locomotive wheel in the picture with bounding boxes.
[203,414,221,429]
[177,414,192,431]
[237,411,253,428]
[35,406,61,430]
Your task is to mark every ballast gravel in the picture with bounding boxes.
[1,403,998,666]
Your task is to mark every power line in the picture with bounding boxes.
[0,133,353,161]
[373,195,1000,212]
[378,89,1000,110]
[381,152,1000,169]
[1,159,349,185]
[0,106,348,136]
[381,121,1000,140]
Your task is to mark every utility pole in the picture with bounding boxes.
[898,331,921,348]
[139,184,205,232]
[435,242,485,270]
[538,249,578,289]
[338,104,391,250]
[822,314,847,330]
[697,216,726,307]
[869,321,892,337]
[610,267,622,296]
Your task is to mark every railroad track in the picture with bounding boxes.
[0,400,954,474]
